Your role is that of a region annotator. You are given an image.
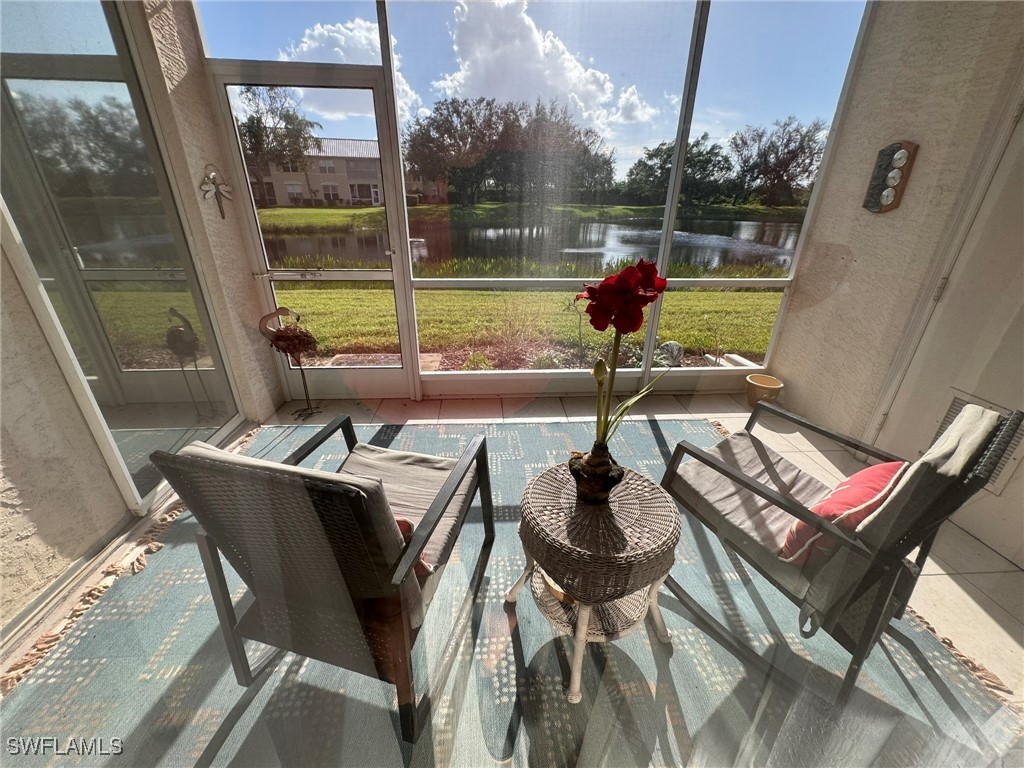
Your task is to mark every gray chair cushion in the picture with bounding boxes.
[668,430,834,599]
[341,442,478,568]
[855,404,1001,549]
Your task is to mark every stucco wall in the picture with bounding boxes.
[770,2,1024,436]
[877,116,1023,566]
[123,1,284,421]
[1,248,132,623]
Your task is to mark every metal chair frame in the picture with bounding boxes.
[660,402,1022,701]
[154,416,494,743]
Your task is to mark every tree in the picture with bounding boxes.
[680,133,733,205]
[12,93,155,197]
[403,97,614,205]
[575,127,615,202]
[235,86,322,207]
[518,101,613,203]
[403,97,513,205]
[624,141,674,205]
[729,117,827,206]
[624,134,732,206]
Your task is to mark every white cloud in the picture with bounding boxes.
[690,106,746,146]
[609,85,658,124]
[664,91,681,110]
[279,19,423,125]
[432,1,656,133]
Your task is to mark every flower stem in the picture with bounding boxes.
[598,331,622,443]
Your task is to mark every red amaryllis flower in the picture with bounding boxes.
[575,258,667,334]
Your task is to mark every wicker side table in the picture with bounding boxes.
[506,464,681,703]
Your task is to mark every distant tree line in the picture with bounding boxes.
[406,97,827,208]
[626,117,828,207]
[403,97,615,205]
[10,93,156,198]
[11,86,825,212]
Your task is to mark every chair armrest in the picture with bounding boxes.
[746,403,903,463]
[664,440,875,558]
[391,433,487,587]
[283,415,357,466]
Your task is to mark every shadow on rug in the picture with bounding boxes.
[2,419,1021,768]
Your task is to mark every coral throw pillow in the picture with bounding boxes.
[395,518,436,579]
[779,461,909,566]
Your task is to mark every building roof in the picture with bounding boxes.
[311,138,380,159]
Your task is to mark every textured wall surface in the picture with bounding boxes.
[877,117,1023,566]
[129,0,283,420]
[771,2,1024,436]
[1,249,131,622]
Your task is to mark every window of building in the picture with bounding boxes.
[280,161,301,173]
[345,183,381,205]
[346,158,379,176]
[319,160,336,174]
[322,182,340,200]
[251,180,277,207]
[286,183,303,204]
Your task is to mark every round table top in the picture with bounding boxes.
[519,463,681,605]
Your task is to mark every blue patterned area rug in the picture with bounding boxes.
[112,427,218,495]
[3,419,1021,767]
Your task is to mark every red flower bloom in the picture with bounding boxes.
[575,258,667,334]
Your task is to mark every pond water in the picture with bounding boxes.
[261,216,800,276]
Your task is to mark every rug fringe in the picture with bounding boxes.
[0,503,185,696]
[710,420,731,438]
[905,605,1022,715]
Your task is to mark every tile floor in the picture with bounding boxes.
[270,392,1024,702]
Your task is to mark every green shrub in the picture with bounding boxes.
[462,351,495,370]
[530,351,563,369]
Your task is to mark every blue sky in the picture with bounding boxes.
[199,1,863,178]
[4,0,865,180]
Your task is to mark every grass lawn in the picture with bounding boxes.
[88,284,780,368]
[256,201,807,234]
[271,286,781,360]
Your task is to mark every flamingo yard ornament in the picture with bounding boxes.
[165,308,216,419]
[259,307,322,421]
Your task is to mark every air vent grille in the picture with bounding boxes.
[934,394,1023,491]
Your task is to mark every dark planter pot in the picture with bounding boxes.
[568,441,625,505]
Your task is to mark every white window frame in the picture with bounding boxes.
[199,0,853,400]
[322,182,340,200]
[1,3,246,514]
[208,54,422,399]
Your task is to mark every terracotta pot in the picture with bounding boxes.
[745,373,784,408]
[568,441,625,505]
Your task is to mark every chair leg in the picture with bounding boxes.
[477,441,495,546]
[567,604,592,704]
[195,528,254,686]
[838,571,901,703]
[396,657,419,743]
[390,606,421,743]
[839,653,866,703]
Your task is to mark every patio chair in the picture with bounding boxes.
[150,416,494,743]
[660,401,1022,700]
